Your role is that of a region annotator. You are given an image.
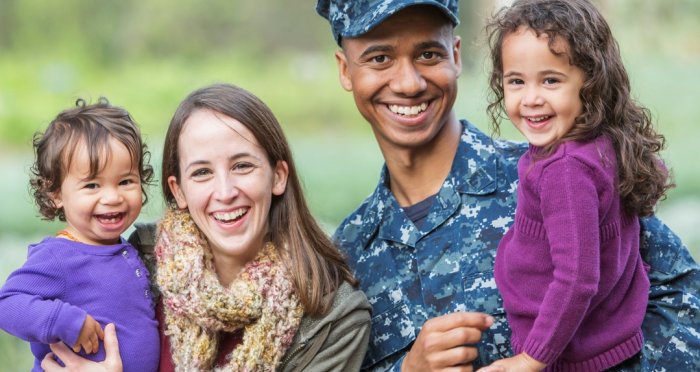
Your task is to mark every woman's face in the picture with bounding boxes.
[168,109,288,276]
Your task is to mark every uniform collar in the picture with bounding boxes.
[357,120,499,249]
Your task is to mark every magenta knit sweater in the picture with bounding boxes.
[494,136,649,371]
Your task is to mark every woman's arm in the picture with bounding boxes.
[281,283,372,372]
[302,309,371,371]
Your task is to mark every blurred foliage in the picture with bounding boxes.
[0,0,697,244]
[0,0,332,61]
[0,1,699,369]
[0,0,698,254]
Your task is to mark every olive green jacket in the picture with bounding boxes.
[129,223,371,372]
[280,281,371,371]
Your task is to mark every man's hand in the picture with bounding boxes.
[73,314,104,354]
[401,312,495,372]
[477,352,546,372]
[41,323,123,372]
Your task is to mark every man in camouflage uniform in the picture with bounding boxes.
[316,0,700,370]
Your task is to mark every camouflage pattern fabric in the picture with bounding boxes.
[315,0,459,44]
[632,217,700,371]
[333,120,700,371]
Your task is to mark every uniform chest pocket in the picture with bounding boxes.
[460,247,504,315]
[461,258,512,364]
[462,271,504,315]
[363,302,415,369]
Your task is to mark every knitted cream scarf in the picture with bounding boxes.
[155,208,303,371]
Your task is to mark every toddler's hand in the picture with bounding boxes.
[73,314,104,354]
[477,352,546,372]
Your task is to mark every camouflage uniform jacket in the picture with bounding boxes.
[333,120,700,371]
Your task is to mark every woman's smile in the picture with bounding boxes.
[211,207,249,224]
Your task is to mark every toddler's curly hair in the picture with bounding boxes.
[30,98,154,221]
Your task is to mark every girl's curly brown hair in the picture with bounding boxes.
[485,0,673,217]
[30,98,154,221]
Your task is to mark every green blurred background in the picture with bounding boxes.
[1,0,698,369]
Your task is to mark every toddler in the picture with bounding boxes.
[0,98,159,371]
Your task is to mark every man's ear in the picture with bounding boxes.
[453,35,463,78]
[335,49,353,91]
[167,176,188,209]
[272,160,289,196]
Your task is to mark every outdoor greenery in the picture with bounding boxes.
[0,0,698,369]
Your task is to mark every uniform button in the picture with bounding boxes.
[122,250,128,258]
[135,268,142,277]
[144,289,150,298]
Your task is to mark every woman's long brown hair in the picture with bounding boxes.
[162,83,357,316]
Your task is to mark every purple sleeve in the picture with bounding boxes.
[0,245,86,346]
[521,157,602,364]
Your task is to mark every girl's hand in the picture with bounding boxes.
[477,352,546,372]
[73,314,105,354]
[41,323,123,372]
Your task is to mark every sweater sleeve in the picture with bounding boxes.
[521,157,602,364]
[0,244,87,346]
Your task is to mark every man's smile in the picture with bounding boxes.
[388,102,429,117]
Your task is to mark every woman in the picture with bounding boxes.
[42,83,371,371]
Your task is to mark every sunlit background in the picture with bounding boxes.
[1,0,698,368]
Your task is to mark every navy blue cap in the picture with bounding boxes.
[316,0,460,45]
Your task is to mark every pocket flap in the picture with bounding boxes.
[363,303,415,368]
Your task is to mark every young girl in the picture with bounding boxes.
[483,0,672,370]
[0,99,159,371]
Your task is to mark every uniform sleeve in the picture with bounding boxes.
[522,157,602,364]
[0,245,86,346]
[378,354,406,372]
[637,217,700,370]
